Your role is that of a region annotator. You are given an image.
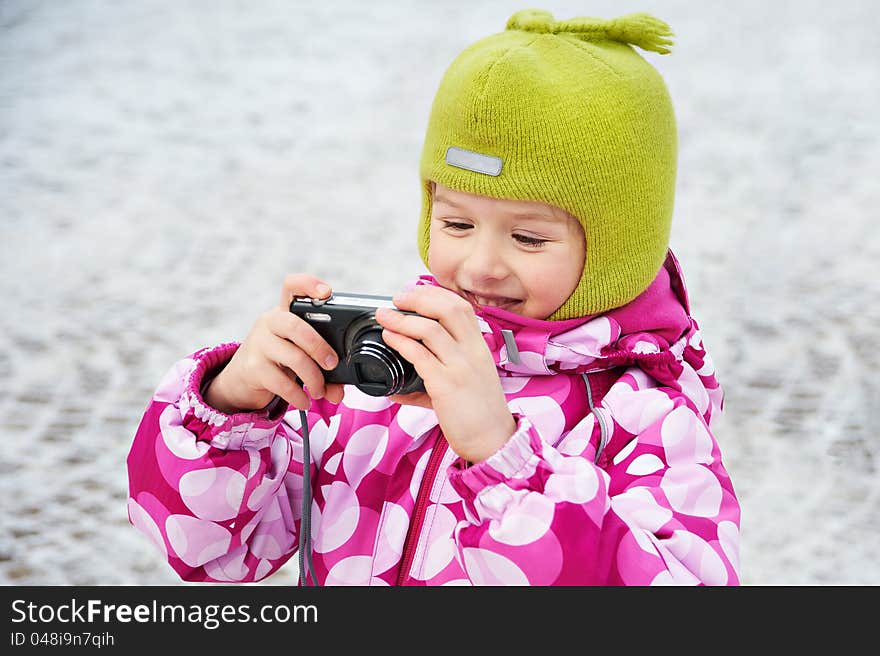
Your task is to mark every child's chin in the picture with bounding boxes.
[494,300,524,312]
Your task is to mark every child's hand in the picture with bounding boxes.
[376,286,516,464]
[203,274,344,413]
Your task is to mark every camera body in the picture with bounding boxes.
[289,292,426,397]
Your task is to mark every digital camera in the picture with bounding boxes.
[289,292,426,397]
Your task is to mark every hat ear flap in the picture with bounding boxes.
[417,179,434,268]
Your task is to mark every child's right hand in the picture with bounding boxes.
[203,274,344,414]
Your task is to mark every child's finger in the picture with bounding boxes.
[267,308,339,371]
[260,362,311,410]
[392,285,480,344]
[263,336,327,400]
[380,328,442,380]
[324,383,345,404]
[388,391,433,409]
[279,273,333,308]
[375,307,455,364]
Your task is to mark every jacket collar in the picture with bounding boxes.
[413,250,693,377]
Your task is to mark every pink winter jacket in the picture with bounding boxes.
[127,251,741,585]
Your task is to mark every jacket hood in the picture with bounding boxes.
[413,249,722,424]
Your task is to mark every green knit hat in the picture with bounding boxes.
[417,9,678,320]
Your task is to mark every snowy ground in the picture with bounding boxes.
[1,0,878,586]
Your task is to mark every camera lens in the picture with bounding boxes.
[345,316,422,397]
[354,357,389,385]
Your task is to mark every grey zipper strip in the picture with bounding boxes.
[582,373,609,463]
[501,329,521,365]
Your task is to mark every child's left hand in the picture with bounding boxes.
[375,285,516,464]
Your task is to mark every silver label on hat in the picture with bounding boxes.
[445,146,503,176]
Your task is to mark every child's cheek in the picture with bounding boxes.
[426,240,453,283]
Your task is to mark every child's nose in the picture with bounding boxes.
[461,236,510,280]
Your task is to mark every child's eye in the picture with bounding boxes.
[441,220,472,232]
[513,233,548,247]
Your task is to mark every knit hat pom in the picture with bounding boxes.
[506,9,674,54]
[505,8,556,33]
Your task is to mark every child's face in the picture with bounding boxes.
[427,182,586,319]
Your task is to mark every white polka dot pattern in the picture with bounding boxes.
[127,262,740,585]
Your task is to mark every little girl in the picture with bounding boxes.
[127,9,741,585]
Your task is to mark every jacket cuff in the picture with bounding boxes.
[447,415,542,500]
[180,342,289,450]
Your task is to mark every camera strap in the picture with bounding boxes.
[298,408,319,586]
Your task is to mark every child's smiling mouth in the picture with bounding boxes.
[461,289,523,310]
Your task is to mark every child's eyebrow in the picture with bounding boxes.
[432,192,462,207]
[508,209,568,223]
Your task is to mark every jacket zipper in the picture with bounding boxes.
[396,429,448,585]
